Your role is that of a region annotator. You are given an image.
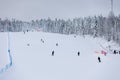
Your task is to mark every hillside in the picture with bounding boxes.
[0,32,120,80]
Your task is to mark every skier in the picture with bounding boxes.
[113,50,117,54]
[23,31,25,34]
[74,36,76,38]
[52,50,54,56]
[98,56,101,62]
[27,44,30,46]
[41,39,44,43]
[56,43,58,46]
[27,30,28,32]
[77,51,80,56]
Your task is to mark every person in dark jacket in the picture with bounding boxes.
[27,44,30,46]
[41,39,44,43]
[98,56,101,62]
[52,50,54,56]
[113,50,117,54]
[23,31,25,34]
[56,43,58,46]
[77,51,80,56]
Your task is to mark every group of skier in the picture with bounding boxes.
[51,50,101,63]
[26,35,102,63]
[113,50,120,54]
[51,50,80,56]
[41,39,44,43]
[31,38,101,63]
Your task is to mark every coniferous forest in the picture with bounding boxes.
[0,13,120,45]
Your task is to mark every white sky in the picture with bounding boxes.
[0,0,120,21]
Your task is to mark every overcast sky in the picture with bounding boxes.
[0,0,120,21]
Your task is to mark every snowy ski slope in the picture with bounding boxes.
[0,32,120,80]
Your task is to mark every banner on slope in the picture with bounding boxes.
[95,50,107,56]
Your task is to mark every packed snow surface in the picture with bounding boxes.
[0,32,120,80]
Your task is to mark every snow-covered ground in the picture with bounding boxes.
[0,32,120,80]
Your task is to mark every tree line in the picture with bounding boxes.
[0,13,120,45]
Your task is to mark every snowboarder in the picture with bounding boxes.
[98,56,101,62]
[52,50,54,56]
[77,51,80,56]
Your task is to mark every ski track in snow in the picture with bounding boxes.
[0,32,120,80]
